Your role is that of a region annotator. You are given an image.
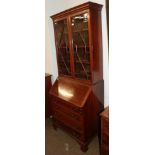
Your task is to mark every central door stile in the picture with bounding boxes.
[67,16,75,78]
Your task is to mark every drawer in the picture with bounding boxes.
[53,110,84,133]
[51,96,83,115]
[52,102,83,122]
[55,119,82,140]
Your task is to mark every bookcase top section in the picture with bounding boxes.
[51,2,103,20]
[49,77,91,107]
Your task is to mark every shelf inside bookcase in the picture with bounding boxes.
[72,29,88,33]
[75,60,90,65]
[73,45,89,48]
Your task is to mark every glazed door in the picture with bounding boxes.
[54,19,71,76]
[71,12,91,80]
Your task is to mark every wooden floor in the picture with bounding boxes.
[45,118,100,155]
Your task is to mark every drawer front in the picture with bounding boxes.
[55,118,82,140]
[52,102,83,122]
[53,109,84,133]
[51,96,84,115]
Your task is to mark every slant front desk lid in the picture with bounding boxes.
[49,77,91,107]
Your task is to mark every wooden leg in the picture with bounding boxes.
[80,143,88,152]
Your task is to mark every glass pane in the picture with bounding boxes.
[71,12,91,80]
[54,19,71,76]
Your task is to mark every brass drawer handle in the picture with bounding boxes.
[76,126,81,131]
[71,114,80,120]
[71,107,78,112]
[54,105,59,110]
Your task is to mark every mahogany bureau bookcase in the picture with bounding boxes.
[49,2,104,152]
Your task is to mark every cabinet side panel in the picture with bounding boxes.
[45,75,52,118]
[90,9,103,83]
[92,80,104,107]
[84,92,99,142]
[85,82,104,141]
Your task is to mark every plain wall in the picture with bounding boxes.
[45,0,109,107]
[45,14,52,74]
